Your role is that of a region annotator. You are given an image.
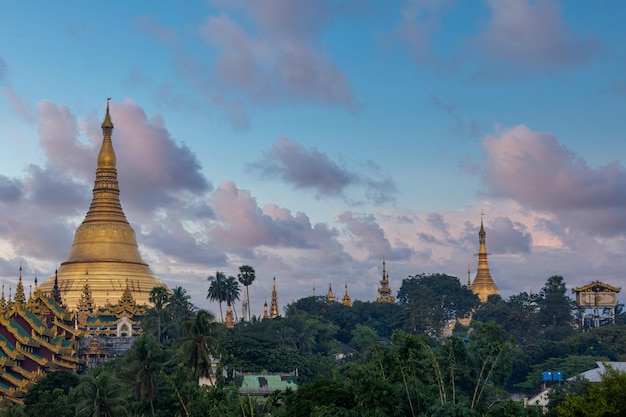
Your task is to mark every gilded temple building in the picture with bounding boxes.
[39,101,169,309]
[376,260,395,303]
[0,268,80,405]
[470,216,499,303]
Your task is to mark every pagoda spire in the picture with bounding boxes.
[471,213,499,303]
[51,269,63,305]
[376,260,395,303]
[14,265,25,306]
[326,284,336,303]
[263,300,269,319]
[0,283,5,313]
[225,304,234,328]
[270,277,279,318]
[342,283,352,307]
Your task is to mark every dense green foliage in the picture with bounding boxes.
[9,273,626,416]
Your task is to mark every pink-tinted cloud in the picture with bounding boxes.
[210,181,345,252]
[200,1,355,108]
[37,101,94,177]
[477,0,598,69]
[4,88,35,125]
[338,211,414,261]
[483,125,626,235]
[253,137,397,204]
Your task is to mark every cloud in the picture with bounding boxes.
[134,15,181,47]
[252,137,397,204]
[483,125,626,236]
[338,211,414,261]
[394,0,453,68]
[476,0,598,69]
[0,176,22,203]
[483,216,532,254]
[199,1,355,108]
[210,180,344,251]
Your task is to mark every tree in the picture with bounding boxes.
[75,367,128,417]
[224,275,241,322]
[350,324,379,351]
[237,265,256,321]
[557,366,626,416]
[127,334,161,417]
[23,371,79,417]
[536,276,575,330]
[166,286,195,339]
[149,286,170,344]
[207,271,227,323]
[178,309,223,384]
[397,274,479,336]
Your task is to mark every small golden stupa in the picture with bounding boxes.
[40,100,168,309]
[470,214,499,303]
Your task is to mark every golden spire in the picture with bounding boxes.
[7,286,12,310]
[471,213,499,303]
[14,266,25,306]
[263,300,269,319]
[0,283,5,314]
[40,100,168,309]
[51,269,63,305]
[326,284,336,303]
[312,286,316,297]
[376,260,395,303]
[342,283,352,307]
[225,304,234,328]
[270,277,279,318]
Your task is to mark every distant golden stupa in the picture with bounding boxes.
[376,260,395,303]
[470,214,499,303]
[40,101,168,309]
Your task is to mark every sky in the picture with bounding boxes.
[0,0,625,316]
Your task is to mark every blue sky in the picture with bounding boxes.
[0,0,625,314]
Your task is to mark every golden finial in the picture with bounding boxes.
[102,97,114,129]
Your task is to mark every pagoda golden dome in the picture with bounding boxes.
[40,101,168,309]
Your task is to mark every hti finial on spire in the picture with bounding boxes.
[102,97,114,130]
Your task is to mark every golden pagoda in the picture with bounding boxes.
[40,101,168,309]
[470,215,499,303]
[326,284,337,303]
[270,277,279,318]
[225,304,234,328]
[342,284,352,307]
[376,260,395,303]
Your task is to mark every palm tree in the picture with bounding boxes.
[127,334,161,417]
[166,286,194,339]
[287,314,318,354]
[177,309,223,385]
[224,275,241,322]
[207,271,227,323]
[237,265,256,321]
[75,367,127,417]
[149,286,170,344]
